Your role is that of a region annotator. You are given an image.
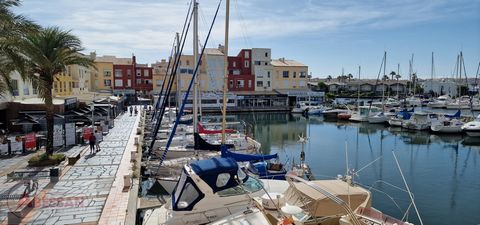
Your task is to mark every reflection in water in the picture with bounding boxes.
[222,112,480,225]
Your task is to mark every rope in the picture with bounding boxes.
[157,0,223,170]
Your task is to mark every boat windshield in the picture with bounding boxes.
[217,176,263,197]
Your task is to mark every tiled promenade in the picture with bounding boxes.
[21,113,140,225]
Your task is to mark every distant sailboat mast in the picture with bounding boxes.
[221,0,230,145]
[193,0,199,142]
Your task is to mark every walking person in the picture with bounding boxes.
[129,106,132,116]
[89,131,96,154]
[94,130,102,152]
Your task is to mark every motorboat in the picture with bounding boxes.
[144,157,289,225]
[291,101,318,114]
[388,109,412,127]
[406,96,422,107]
[367,111,388,124]
[446,96,471,109]
[427,95,451,108]
[402,111,438,130]
[209,174,413,225]
[430,110,464,133]
[337,112,352,120]
[349,106,381,122]
[384,98,401,107]
[322,108,349,119]
[462,115,480,137]
[246,161,287,180]
[305,105,330,115]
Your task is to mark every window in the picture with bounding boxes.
[267,81,271,87]
[201,99,218,104]
[11,80,19,96]
[104,80,111,86]
[216,173,231,188]
[237,80,244,88]
[229,80,233,88]
[103,70,112,77]
[54,82,58,92]
[293,72,297,78]
[300,72,306,78]
[136,69,141,77]
[69,82,72,91]
[282,71,289,78]
[115,79,123,87]
[115,69,122,77]
[186,60,190,66]
[144,69,149,77]
[23,85,29,96]
[299,81,306,87]
[156,80,163,86]
[244,51,249,58]
[255,61,261,66]
[265,52,268,57]
[248,80,252,88]
[245,60,249,68]
[127,69,132,77]
[218,177,262,197]
[233,61,236,67]
[265,62,268,66]
[136,79,142,85]
[127,80,131,87]
[233,70,240,75]
[284,80,289,88]
[257,81,263,87]
[177,182,200,209]
[267,71,271,78]
[145,79,151,85]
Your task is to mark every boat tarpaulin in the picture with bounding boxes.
[198,123,235,134]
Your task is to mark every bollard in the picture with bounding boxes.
[50,167,59,183]
[123,174,131,190]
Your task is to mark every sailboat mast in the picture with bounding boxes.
[431,52,434,96]
[397,63,400,98]
[357,66,360,109]
[382,51,386,109]
[193,0,199,134]
[175,32,181,111]
[221,0,230,144]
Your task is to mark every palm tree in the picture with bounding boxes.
[327,75,332,81]
[0,0,39,95]
[347,73,353,81]
[390,71,396,80]
[395,74,401,81]
[382,75,389,81]
[18,27,94,155]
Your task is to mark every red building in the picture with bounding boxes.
[112,55,153,95]
[228,49,254,92]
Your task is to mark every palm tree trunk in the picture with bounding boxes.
[45,86,54,155]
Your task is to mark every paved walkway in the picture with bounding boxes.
[22,113,140,225]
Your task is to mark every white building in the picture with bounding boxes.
[421,79,460,97]
[251,48,273,91]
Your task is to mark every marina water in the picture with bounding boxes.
[213,112,480,225]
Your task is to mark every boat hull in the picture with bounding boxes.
[430,125,462,133]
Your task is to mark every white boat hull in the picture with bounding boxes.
[402,122,430,130]
[430,125,462,133]
[388,119,403,127]
[349,115,368,122]
[368,116,388,124]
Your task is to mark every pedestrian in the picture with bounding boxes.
[89,131,96,154]
[94,130,102,152]
[129,106,132,116]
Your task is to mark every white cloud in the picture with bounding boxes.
[13,0,479,64]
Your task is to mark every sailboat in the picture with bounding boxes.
[368,52,389,124]
[430,110,464,133]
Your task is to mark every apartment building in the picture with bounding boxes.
[252,48,273,91]
[271,58,308,90]
[228,49,254,92]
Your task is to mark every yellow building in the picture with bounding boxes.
[271,58,308,90]
[93,61,113,91]
[151,59,175,94]
[53,71,73,97]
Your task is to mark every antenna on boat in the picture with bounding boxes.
[392,151,424,225]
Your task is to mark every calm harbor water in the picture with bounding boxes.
[228,112,479,225]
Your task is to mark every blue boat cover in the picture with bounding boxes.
[190,157,244,193]
[445,110,461,119]
[221,146,278,162]
[397,109,412,120]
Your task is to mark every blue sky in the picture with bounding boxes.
[13,0,480,79]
